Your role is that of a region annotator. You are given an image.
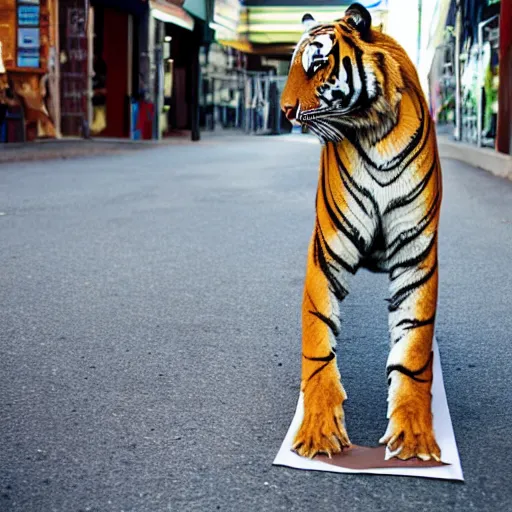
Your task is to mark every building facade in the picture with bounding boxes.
[426,0,510,154]
[0,0,213,143]
[0,0,59,142]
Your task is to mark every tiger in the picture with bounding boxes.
[280,2,442,461]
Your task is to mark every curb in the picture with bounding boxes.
[437,135,512,181]
[0,138,191,165]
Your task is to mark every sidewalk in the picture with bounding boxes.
[0,136,199,165]
[0,130,261,165]
[437,134,512,181]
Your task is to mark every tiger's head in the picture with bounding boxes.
[281,3,422,143]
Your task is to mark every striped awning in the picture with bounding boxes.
[237,3,387,45]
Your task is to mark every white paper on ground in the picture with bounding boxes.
[273,338,464,481]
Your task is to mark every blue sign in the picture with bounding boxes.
[18,27,40,48]
[18,5,40,26]
[18,48,40,67]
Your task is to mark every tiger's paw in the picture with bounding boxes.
[293,383,351,459]
[379,404,441,461]
[293,403,351,459]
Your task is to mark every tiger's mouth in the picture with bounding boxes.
[298,108,331,122]
[297,104,350,123]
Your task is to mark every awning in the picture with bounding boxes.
[218,39,295,57]
[237,4,386,45]
[150,0,195,31]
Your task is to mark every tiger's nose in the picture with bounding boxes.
[283,103,298,121]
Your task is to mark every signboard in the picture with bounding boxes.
[18,5,40,26]
[17,27,40,67]
[17,0,41,68]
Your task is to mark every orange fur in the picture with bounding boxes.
[282,7,442,461]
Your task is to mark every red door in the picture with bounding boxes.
[102,7,129,138]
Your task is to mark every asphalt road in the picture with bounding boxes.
[1,134,511,511]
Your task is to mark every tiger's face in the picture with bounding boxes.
[281,3,406,143]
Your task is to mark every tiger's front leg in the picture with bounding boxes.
[380,232,441,461]
[293,231,353,459]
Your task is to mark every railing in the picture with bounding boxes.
[200,70,288,135]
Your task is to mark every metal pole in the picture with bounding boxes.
[454,0,462,141]
[417,0,422,67]
[154,45,163,140]
[190,39,200,141]
[477,22,484,147]
[211,77,215,131]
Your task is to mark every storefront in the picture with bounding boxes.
[0,0,58,142]
[58,0,210,141]
[148,0,211,140]
[56,0,147,138]
[430,0,505,151]
[88,0,145,138]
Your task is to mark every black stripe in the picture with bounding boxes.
[303,350,336,362]
[395,314,436,332]
[332,142,373,217]
[389,233,437,279]
[342,35,358,50]
[338,23,353,33]
[387,191,440,258]
[306,361,331,382]
[320,165,367,254]
[384,159,437,214]
[387,352,433,383]
[310,25,335,36]
[339,57,354,108]
[309,311,341,336]
[354,46,369,107]
[314,232,349,301]
[334,148,381,214]
[382,96,430,170]
[317,225,358,274]
[319,43,341,108]
[388,260,438,312]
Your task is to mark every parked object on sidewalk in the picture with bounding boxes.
[137,101,155,141]
[280,4,444,465]
[130,100,141,140]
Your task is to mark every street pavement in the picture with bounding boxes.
[1,134,511,511]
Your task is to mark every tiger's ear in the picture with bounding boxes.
[302,13,316,31]
[344,3,372,38]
